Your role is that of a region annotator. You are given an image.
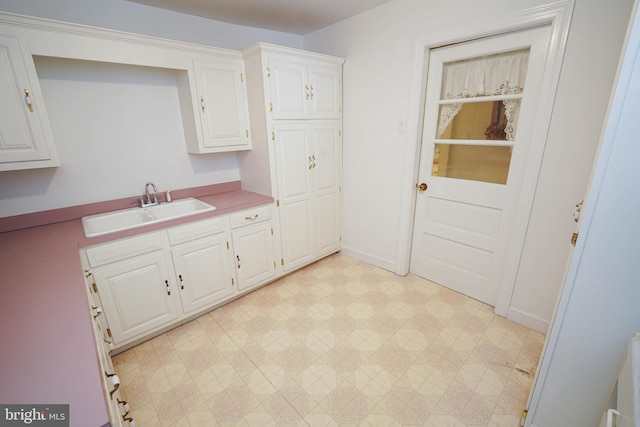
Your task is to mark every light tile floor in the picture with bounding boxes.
[113,254,544,426]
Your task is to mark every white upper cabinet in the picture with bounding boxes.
[0,34,60,171]
[268,57,341,120]
[187,58,252,153]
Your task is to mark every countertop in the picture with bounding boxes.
[0,187,272,427]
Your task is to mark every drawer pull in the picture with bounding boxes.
[245,214,259,221]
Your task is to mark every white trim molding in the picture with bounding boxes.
[395,1,575,319]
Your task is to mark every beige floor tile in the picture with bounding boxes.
[112,254,543,427]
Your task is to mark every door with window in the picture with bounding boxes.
[410,26,551,306]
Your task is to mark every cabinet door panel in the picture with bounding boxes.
[0,35,58,168]
[172,234,234,315]
[233,223,276,290]
[280,199,315,271]
[193,59,251,151]
[92,252,179,344]
[274,123,312,201]
[311,122,341,194]
[308,65,341,119]
[316,192,341,256]
[269,59,308,119]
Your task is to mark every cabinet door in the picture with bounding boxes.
[232,222,276,291]
[308,64,341,119]
[171,234,235,315]
[269,58,308,119]
[311,122,342,256]
[273,122,315,270]
[192,59,251,152]
[0,35,59,170]
[92,252,179,345]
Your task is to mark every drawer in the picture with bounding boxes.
[85,232,164,267]
[167,217,226,246]
[229,205,271,229]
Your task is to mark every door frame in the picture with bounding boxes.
[396,0,574,317]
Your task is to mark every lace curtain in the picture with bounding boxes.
[437,49,530,141]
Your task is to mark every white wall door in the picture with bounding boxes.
[411,26,550,306]
[171,234,234,315]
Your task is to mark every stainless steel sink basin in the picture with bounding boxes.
[82,198,216,237]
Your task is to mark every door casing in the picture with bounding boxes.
[396,0,574,318]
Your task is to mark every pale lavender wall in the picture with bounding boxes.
[303,0,634,330]
[0,0,302,218]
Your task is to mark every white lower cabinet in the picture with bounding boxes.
[171,233,235,315]
[81,205,278,350]
[90,251,180,345]
[229,205,277,291]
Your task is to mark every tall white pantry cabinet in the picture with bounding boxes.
[241,43,344,272]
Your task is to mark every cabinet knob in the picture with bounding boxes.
[417,183,428,191]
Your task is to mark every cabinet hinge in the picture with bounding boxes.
[106,328,112,338]
[271,227,274,236]
[226,241,230,250]
[273,261,276,269]
[92,282,98,293]
[276,200,280,207]
[281,258,284,266]
[269,102,273,112]
[571,232,579,246]
[339,129,342,136]
[246,129,249,138]
[271,131,275,141]
[231,277,234,287]
[266,67,270,77]
[520,409,528,426]
[240,72,244,82]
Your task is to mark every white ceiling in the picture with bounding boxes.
[126,0,392,35]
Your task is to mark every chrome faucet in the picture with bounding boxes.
[140,182,159,207]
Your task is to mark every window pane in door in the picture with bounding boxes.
[431,143,512,184]
[439,101,509,140]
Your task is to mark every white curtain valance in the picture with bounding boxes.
[437,49,530,140]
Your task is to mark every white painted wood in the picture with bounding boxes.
[241,44,343,274]
[311,121,342,257]
[188,58,252,153]
[231,221,277,291]
[228,204,272,228]
[85,232,165,268]
[410,25,551,306]
[268,54,341,119]
[526,1,640,424]
[273,120,341,271]
[0,33,59,170]
[171,233,235,315]
[167,217,226,245]
[91,251,179,345]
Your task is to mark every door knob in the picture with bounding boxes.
[417,183,428,191]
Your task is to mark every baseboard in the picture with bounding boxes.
[508,307,550,333]
[339,246,398,273]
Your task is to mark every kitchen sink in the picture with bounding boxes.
[82,198,216,237]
